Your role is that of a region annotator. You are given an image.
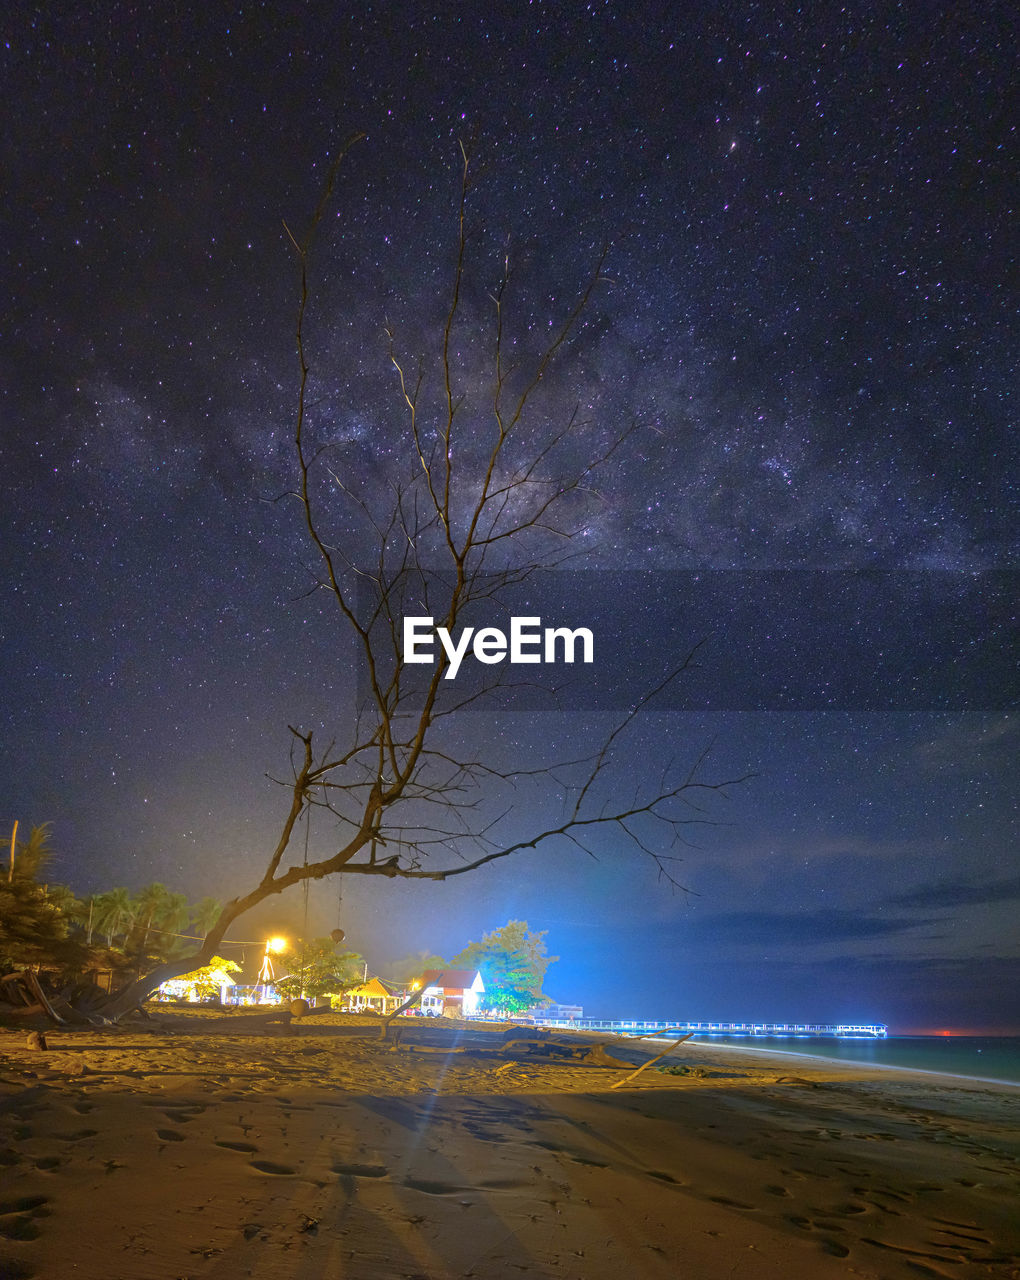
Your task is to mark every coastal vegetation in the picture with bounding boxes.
[0,829,558,1019]
[1,822,231,1005]
[4,143,744,1024]
[451,920,557,1016]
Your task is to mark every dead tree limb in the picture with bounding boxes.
[90,140,750,1021]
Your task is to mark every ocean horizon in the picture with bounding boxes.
[680,1034,1020,1085]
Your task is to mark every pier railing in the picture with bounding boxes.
[532,1018,888,1039]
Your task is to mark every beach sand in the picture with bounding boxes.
[0,1010,1017,1279]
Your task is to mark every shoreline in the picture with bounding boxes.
[633,1031,1020,1090]
[1,1012,1018,1279]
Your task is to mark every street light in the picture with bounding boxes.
[256,935,287,1002]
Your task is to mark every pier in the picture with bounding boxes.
[533,1018,888,1039]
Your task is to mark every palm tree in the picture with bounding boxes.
[95,887,135,947]
[45,882,80,916]
[189,896,222,939]
[68,892,101,944]
[11,822,54,881]
[155,892,192,959]
[0,876,78,971]
[132,883,172,953]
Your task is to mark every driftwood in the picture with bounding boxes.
[496,1033,631,1067]
[501,1025,550,1042]
[0,972,38,1008]
[0,972,115,1027]
[177,1010,294,1034]
[609,1033,693,1089]
[391,1033,632,1068]
[24,971,67,1023]
[381,988,424,1037]
[0,1000,47,1020]
[0,972,70,1024]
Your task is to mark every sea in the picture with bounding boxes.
[685,1034,1020,1086]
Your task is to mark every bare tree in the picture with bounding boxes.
[94,138,747,1021]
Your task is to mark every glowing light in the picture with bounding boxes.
[255,935,289,1000]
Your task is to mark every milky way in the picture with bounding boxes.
[1,2,1016,1029]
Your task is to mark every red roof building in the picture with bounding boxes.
[417,968,485,1017]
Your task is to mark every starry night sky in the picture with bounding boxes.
[2,1,1016,1031]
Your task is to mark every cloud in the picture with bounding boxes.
[686,908,937,947]
[888,875,1020,910]
[912,713,1018,772]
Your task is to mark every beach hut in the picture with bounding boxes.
[341,976,402,1014]
[416,968,485,1017]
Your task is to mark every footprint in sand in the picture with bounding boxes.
[155,1129,186,1143]
[402,1178,463,1196]
[462,1120,509,1143]
[931,1223,992,1245]
[0,1195,52,1242]
[869,1186,913,1205]
[860,1236,954,1263]
[250,1160,296,1175]
[708,1195,757,1210]
[331,1162,388,1179]
[53,1130,97,1143]
[163,1108,204,1123]
[786,1211,853,1258]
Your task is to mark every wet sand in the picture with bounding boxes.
[0,1010,1017,1279]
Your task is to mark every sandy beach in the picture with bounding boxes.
[0,1010,1017,1280]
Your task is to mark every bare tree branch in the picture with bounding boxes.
[92,141,749,1020]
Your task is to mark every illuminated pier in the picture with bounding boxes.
[534,1018,888,1039]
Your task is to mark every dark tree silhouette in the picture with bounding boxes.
[0,824,88,974]
[92,139,747,1022]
